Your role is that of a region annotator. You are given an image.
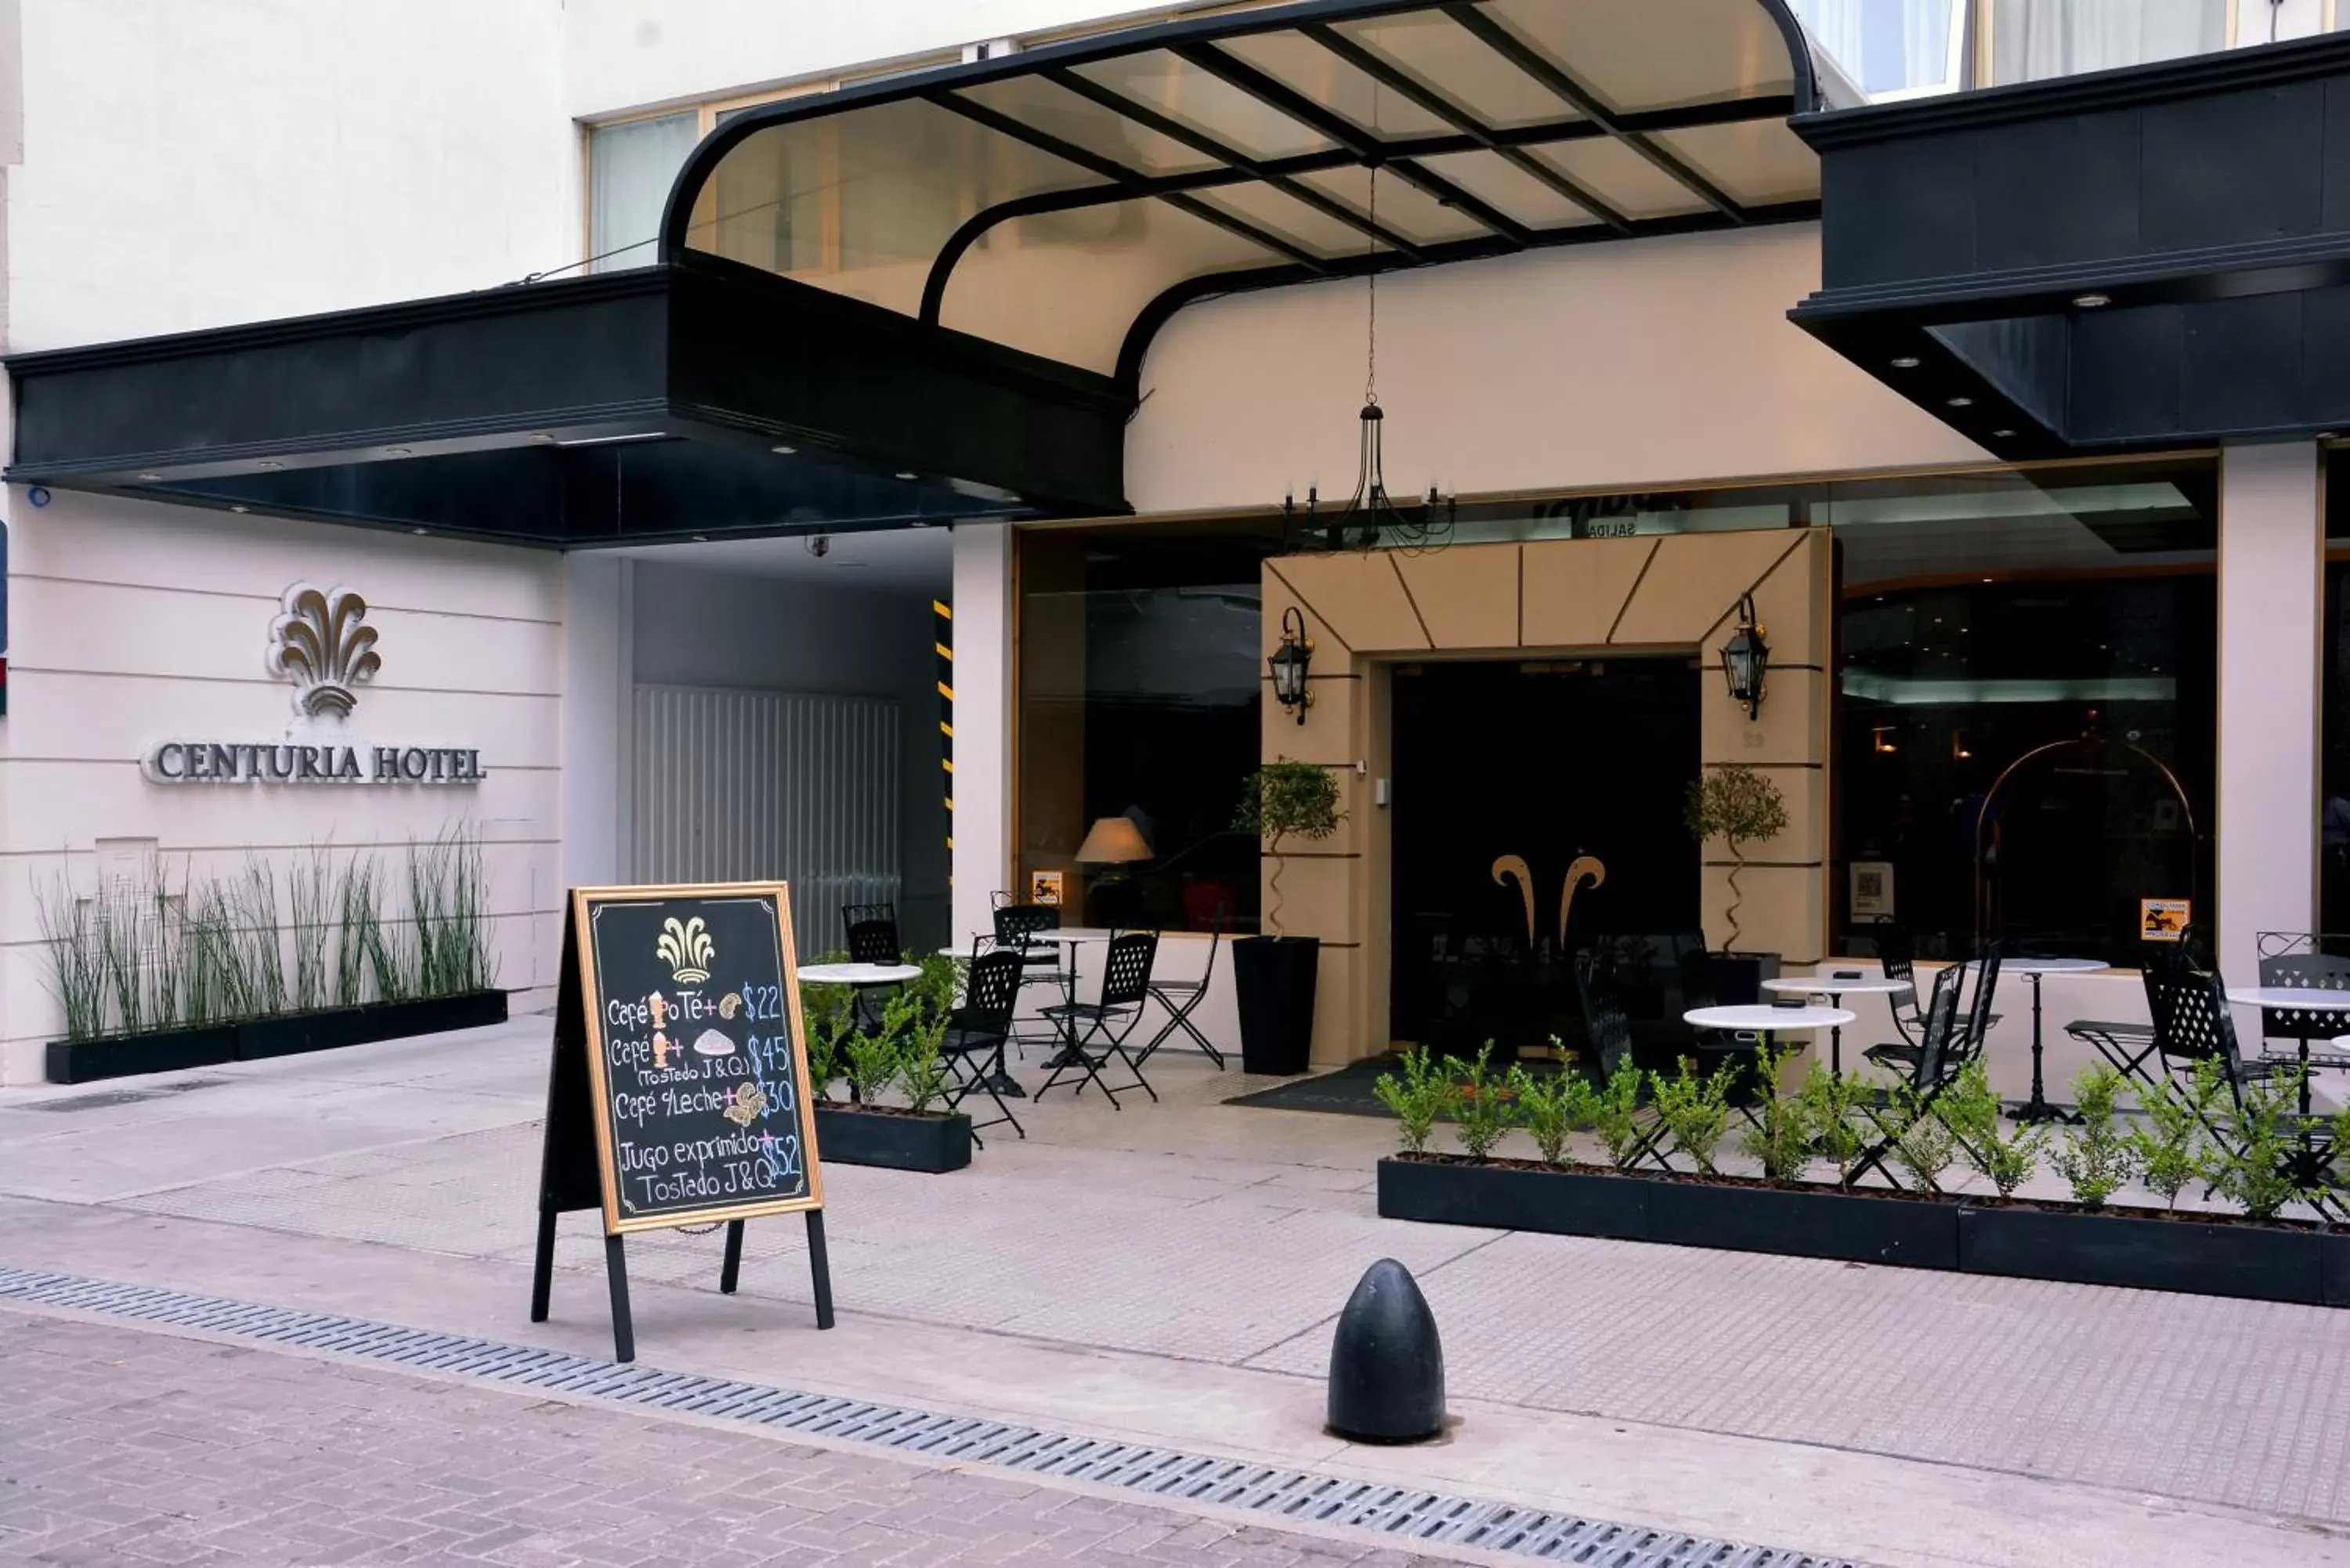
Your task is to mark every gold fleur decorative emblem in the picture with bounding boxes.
[656,916,714,984]
[269,585,381,720]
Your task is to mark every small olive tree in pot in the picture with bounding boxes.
[1683,762,1789,1003]
[1232,759,1343,1075]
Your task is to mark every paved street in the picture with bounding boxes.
[6,1021,2350,1567]
[0,1310,1466,1568]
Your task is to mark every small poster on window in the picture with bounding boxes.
[1850,861,1895,919]
[2141,898,2190,941]
[1029,869,1065,907]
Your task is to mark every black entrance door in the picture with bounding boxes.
[1390,658,1700,1057]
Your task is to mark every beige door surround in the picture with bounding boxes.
[1259,529,1834,1067]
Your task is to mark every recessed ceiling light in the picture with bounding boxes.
[258,460,284,471]
[895,471,919,481]
[2073,292,2111,309]
[230,505,249,514]
[1981,576,1994,583]
[1992,428,2015,439]
[1890,356,1921,370]
[411,527,428,536]
[385,446,412,457]
[771,444,797,456]
[136,472,162,482]
[529,432,555,443]
[692,534,708,543]
[1946,396,1974,408]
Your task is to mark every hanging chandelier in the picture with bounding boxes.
[1282,157,1455,554]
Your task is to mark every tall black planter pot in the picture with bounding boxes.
[1234,935,1319,1075]
[1705,952,1782,1006]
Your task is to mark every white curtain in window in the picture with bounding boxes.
[1990,0,2229,85]
[588,112,702,272]
[1792,0,1957,96]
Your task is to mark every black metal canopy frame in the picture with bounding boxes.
[4,0,1822,546]
[1791,31,2350,460]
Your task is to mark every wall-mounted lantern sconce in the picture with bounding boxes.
[1270,605,1314,724]
[1719,592,1770,719]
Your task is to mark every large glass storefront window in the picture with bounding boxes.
[1016,520,1280,932]
[2317,450,2350,931]
[1012,457,2220,960]
[1826,459,2218,963]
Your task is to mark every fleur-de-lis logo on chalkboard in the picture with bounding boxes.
[656,916,714,984]
[269,584,381,720]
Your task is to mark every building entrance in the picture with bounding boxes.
[1390,657,1700,1059]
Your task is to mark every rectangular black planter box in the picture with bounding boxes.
[813,1105,973,1173]
[1649,1178,1958,1269]
[1378,1151,1648,1239]
[1376,1156,2350,1308]
[1958,1203,2323,1306]
[45,1025,237,1085]
[47,991,509,1082]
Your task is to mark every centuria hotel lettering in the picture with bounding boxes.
[143,584,484,788]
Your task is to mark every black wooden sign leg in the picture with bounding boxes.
[805,1209,836,1330]
[719,1219,745,1295]
[528,1208,559,1323]
[604,1235,636,1364]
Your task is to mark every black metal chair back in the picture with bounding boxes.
[2256,935,2350,1039]
[1959,943,2001,1054]
[1574,951,1636,1079]
[942,948,1027,1143]
[995,902,1061,948]
[958,948,1024,1031]
[1097,932,1158,1010]
[1907,963,1967,1088]
[1871,920,1916,986]
[844,912,902,965]
[2149,966,2253,1093]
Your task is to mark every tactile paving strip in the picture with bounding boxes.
[0,1265,1868,1568]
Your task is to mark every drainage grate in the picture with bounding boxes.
[0,1266,1865,1568]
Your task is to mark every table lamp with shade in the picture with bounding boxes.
[1076,815,1152,925]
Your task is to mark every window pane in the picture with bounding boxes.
[589,113,702,272]
[1332,10,1575,131]
[1827,460,2218,964]
[1017,521,1284,934]
[1988,0,2228,86]
[1070,50,1334,161]
[1787,0,1958,97]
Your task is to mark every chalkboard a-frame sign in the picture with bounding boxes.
[530,883,834,1360]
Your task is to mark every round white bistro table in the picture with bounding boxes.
[2004,959,2107,1123]
[1681,1005,1856,1071]
[2225,985,2350,1117]
[1761,975,1912,1075]
[798,962,921,988]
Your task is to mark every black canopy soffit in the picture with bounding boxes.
[5,257,1129,545]
[660,0,1824,389]
[1791,32,2350,458]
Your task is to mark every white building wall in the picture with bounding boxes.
[1127,224,1990,514]
[0,495,565,1082]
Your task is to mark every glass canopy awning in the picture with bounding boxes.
[663,0,1824,384]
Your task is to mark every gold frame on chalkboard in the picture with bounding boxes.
[571,881,826,1235]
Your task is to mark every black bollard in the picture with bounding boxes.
[1326,1257,1445,1443]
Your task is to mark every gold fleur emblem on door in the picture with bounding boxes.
[1490,854,1607,948]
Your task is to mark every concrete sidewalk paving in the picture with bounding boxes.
[5,1021,2350,1566]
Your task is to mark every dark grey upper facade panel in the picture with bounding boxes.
[1791,33,2350,457]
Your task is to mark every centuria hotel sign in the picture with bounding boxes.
[143,584,484,786]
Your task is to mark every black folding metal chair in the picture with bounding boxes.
[942,948,1025,1145]
[1037,931,1160,1107]
[1139,922,1224,1068]
[1851,963,1969,1189]
[992,901,1068,1055]
[1867,919,1928,1047]
[2254,933,2350,1114]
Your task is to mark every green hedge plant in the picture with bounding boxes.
[1651,1057,1731,1175]
[1451,1045,1513,1160]
[1736,1042,1810,1183]
[2050,1066,2137,1210]
[1372,1046,1451,1155]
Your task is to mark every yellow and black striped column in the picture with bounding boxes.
[935,598,953,878]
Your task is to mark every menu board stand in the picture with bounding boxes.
[529,888,835,1364]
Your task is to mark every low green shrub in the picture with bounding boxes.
[1509,1048,1598,1166]
[2206,1062,2311,1221]
[1451,1044,1513,1161]
[1941,1061,2045,1198]
[2049,1065,2136,1210]
[1372,1045,1451,1156]
[1795,1060,1875,1188]
[1886,1081,1957,1194]
[1651,1056,1731,1175]
[1592,1059,1650,1170]
[2129,1064,2214,1209]
[1735,1042,1810,1183]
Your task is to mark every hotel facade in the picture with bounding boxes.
[2,0,2345,1086]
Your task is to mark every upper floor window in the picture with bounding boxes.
[1791,1,1965,99]
[588,113,700,272]
[1983,0,2229,85]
